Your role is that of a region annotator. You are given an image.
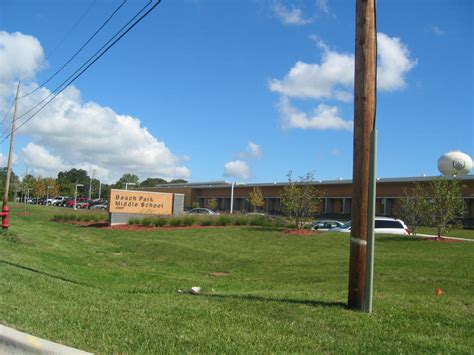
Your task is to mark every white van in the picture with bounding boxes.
[332,217,411,235]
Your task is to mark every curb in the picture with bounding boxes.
[0,325,91,354]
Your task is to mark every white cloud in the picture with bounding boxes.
[0,153,7,166]
[224,160,251,180]
[21,143,67,177]
[0,31,44,83]
[269,33,416,101]
[278,96,353,131]
[316,0,329,14]
[377,33,417,91]
[272,3,312,26]
[330,148,342,157]
[238,141,262,160]
[0,31,44,109]
[269,40,354,101]
[270,33,416,131]
[431,26,445,36]
[0,31,191,183]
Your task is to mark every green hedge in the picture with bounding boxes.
[51,213,107,223]
[128,214,295,229]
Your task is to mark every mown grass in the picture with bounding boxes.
[0,204,473,353]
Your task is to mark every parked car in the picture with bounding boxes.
[51,196,69,206]
[185,208,219,215]
[75,200,91,209]
[65,197,89,208]
[90,203,108,210]
[311,220,345,231]
[331,217,411,235]
[88,199,107,209]
[36,197,47,205]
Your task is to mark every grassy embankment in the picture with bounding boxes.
[0,204,473,353]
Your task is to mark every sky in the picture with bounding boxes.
[0,0,472,184]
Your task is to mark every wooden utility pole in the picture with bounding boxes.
[348,0,377,310]
[1,83,20,229]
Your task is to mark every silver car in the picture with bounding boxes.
[311,220,345,231]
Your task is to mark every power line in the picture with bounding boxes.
[19,0,127,99]
[0,99,15,127]
[44,0,98,61]
[1,0,162,144]
[13,0,153,125]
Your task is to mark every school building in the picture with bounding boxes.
[146,175,474,223]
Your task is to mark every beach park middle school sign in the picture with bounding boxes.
[108,189,184,225]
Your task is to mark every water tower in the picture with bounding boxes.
[437,151,473,176]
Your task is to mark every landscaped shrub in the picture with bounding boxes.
[128,218,140,225]
[152,217,167,227]
[168,217,183,227]
[232,216,248,226]
[141,217,154,227]
[248,215,266,226]
[52,214,64,222]
[199,217,213,226]
[181,215,196,226]
[214,215,232,226]
[79,214,94,222]
[272,217,289,228]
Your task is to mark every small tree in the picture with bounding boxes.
[425,177,465,238]
[33,176,46,197]
[114,173,140,189]
[395,182,429,236]
[207,198,218,211]
[192,201,200,209]
[280,171,322,229]
[248,186,264,212]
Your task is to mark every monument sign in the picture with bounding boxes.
[108,189,184,225]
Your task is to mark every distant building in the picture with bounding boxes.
[145,175,474,221]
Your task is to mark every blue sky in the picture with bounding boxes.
[0,0,472,183]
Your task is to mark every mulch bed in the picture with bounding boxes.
[283,229,319,236]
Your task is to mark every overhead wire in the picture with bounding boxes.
[0,99,15,127]
[12,0,153,126]
[19,0,127,99]
[0,0,162,144]
[44,0,98,61]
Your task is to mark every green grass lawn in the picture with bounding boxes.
[1,204,473,353]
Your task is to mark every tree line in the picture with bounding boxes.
[0,168,187,201]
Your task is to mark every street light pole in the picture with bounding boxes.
[74,184,84,210]
[46,186,52,206]
[125,182,136,190]
[230,182,235,214]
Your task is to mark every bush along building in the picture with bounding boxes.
[145,175,474,226]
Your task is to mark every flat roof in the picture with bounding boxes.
[155,174,474,189]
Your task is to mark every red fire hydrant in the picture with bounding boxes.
[0,205,9,229]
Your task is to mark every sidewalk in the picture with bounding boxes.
[414,233,474,242]
[0,325,91,354]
